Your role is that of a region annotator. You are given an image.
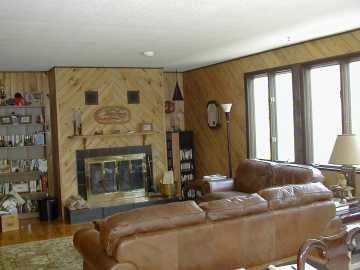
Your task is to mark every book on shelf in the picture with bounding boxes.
[40,175,48,193]
[29,180,37,192]
[0,173,48,195]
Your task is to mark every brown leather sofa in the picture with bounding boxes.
[201,159,325,201]
[74,160,338,270]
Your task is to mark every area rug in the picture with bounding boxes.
[0,236,82,270]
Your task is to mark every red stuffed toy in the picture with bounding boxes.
[15,93,25,106]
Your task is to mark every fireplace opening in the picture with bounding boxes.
[85,154,147,201]
[76,146,153,204]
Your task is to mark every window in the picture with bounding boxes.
[248,70,294,162]
[246,53,360,167]
[275,72,295,162]
[350,61,360,136]
[252,76,271,159]
[309,64,342,164]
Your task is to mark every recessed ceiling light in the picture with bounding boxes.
[142,51,155,57]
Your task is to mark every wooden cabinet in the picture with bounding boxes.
[166,131,195,199]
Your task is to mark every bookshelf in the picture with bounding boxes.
[166,131,195,199]
[0,105,49,217]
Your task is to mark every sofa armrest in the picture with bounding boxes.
[74,229,138,270]
[202,179,235,194]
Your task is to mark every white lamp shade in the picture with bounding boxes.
[221,103,232,113]
[329,134,360,165]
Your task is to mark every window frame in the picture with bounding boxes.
[246,68,295,162]
[245,52,360,170]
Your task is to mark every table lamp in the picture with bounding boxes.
[221,103,233,178]
[329,134,360,198]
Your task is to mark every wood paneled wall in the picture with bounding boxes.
[183,30,360,179]
[49,68,167,209]
[163,72,185,131]
[0,72,55,195]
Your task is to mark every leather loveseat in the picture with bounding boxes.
[201,159,325,201]
[73,159,338,270]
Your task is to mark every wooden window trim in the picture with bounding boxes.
[245,51,360,165]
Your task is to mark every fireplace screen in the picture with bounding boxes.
[85,154,148,201]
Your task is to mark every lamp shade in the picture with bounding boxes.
[172,82,183,101]
[329,134,360,165]
[221,103,232,113]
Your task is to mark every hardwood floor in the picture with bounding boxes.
[0,218,93,247]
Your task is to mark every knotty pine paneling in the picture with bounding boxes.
[50,68,167,210]
[183,30,360,179]
[0,72,55,195]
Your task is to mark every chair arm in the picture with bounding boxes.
[202,179,235,194]
[74,229,138,270]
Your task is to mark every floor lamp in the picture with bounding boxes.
[221,103,233,178]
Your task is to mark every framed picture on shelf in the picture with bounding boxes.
[31,93,43,105]
[140,122,153,132]
[0,116,12,125]
[19,115,32,124]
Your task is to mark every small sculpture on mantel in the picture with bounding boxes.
[72,109,83,136]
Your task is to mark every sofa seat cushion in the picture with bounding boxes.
[202,191,249,202]
[100,201,205,256]
[199,193,268,221]
[258,182,333,210]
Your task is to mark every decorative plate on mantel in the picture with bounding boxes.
[94,106,131,124]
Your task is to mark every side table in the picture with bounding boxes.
[334,198,360,224]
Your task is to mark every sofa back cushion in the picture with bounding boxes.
[258,182,333,210]
[100,201,205,256]
[112,201,336,270]
[234,159,324,193]
[199,193,268,221]
[234,159,274,193]
[272,163,324,186]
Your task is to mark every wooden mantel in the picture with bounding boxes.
[68,131,159,149]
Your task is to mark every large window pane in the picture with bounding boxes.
[275,72,295,162]
[253,76,271,159]
[310,65,342,164]
[350,61,360,136]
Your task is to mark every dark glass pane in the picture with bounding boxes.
[103,161,117,192]
[90,163,104,194]
[131,159,144,189]
[117,160,132,191]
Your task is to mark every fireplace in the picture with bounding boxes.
[76,146,153,203]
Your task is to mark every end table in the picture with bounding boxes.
[334,198,360,224]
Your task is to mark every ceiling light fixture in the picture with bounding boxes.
[143,51,155,57]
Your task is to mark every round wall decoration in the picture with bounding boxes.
[94,106,131,124]
[165,100,175,114]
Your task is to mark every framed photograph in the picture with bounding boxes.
[31,93,43,105]
[141,122,153,132]
[0,116,12,125]
[19,115,32,124]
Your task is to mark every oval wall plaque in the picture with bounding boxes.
[94,106,131,124]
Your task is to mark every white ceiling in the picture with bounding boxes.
[0,0,359,72]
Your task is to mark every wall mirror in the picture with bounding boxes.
[207,100,221,129]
